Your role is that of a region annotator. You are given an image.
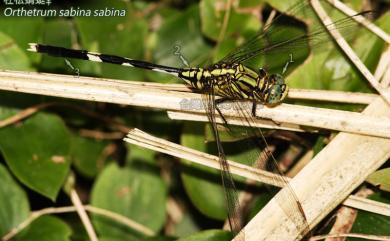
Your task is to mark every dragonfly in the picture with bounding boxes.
[27,1,371,239]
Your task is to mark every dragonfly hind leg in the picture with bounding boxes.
[215,97,231,126]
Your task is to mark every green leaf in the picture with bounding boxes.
[288,8,390,92]
[0,16,43,65]
[76,0,148,80]
[39,19,76,73]
[200,0,260,41]
[181,122,227,220]
[350,193,390,240]
[152,4,212,83]
[0,32,33,70]
[0,163,30,237]
[0,113,71,200]
[177,229,232,241]
[366,168,390,192]
[70,135,108,178]
[91,155,167,239]
[16,215,72,241]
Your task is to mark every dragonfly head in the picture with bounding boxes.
[265,74,288,105]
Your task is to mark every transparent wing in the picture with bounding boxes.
[217,0,373,75]
[201,86,244,236]
[216,100,311,238]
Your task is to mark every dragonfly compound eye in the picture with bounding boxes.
[266,83,289,105]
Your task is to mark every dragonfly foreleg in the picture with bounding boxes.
[252,101,282,126]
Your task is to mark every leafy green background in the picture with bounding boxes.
[0,0,389,240]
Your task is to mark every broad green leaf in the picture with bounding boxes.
[200,0,260,41]
[0,113,71,200]
[100,236,175,241]
[288,8,390,92]
[181,122,263,221]
[76,0,147,80]
[91,152,167,239]
[0,32,33,70]
[367,168,390,192]
[177,229,232,241]
[0,16,43,65]
[350,193,390,240]
[181,122,227,220]
[174,212,202,238]
[39,19,77,73]
[70,135,108,178]
[16,215,72,241]
[152,4,212,83]
[0,163,30,237]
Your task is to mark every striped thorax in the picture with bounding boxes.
[179,63,288,105]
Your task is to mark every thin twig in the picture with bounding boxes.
[325,0,390,44]
[1,204,154,241]
[0,103,53,128]
[70,189,99,241]
[311,0,390,105]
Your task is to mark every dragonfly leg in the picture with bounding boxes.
[252,102,282,126]
[215,97,231,125]
[251,101,258,117]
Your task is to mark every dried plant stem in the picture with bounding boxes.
[311,0,390,105]
[287,89,376,104]
[1,70,388,138]
[123,128,390,218]
[325,0,390,44]
[70,189,99,241]
[124,129,284,187]
[325,188,374,241]
[238,98,390,240]
[1,204,154,241]
[310,233,390,241]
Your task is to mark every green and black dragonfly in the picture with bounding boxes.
[28,1,371,238]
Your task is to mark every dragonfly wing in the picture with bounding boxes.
[216,0,373,75]
[228,100,311,237]
[201,87,244,236]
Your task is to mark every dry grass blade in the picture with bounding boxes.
[287,89,376,104]
[124,128,285,187]
[1,70,388,138]
[168,103,390,138]
[238,98,390,240]
[325,0,390,44]
[123,129,390,217]
[236,2,390,239]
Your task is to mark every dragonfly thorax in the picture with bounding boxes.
[179,64,288,105]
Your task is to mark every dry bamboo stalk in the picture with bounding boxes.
[287,89,376,104]
[123,129,390,218]
[237,2,390,240]
[238,97,390,241]
[1,70,388,138]
[0,70,377,104]
[167,111,308,132]
[167,104,390,138]
[343,195,390,217]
